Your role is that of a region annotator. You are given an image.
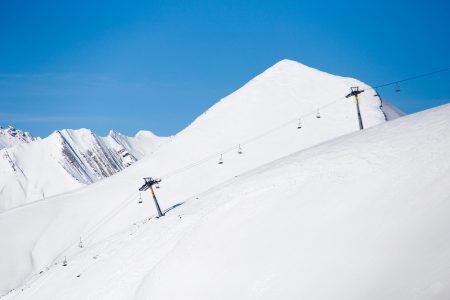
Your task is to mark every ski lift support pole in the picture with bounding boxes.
[346,86,365,130]
[139,177,165,218]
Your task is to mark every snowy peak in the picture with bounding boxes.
[176,59,391,158]
[243,58,403,119]
[250,59,347,85]
[51,128,129,184]
[103,129,170,159]
[134,130,158,139]
[105,130,139,163]
[0,125,37,149]
[263,58,323,74]
[0,128,168,211]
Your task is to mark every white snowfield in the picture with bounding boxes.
[0,128,168,211]
[0,59,432,299]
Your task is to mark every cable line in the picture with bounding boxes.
[55,190,139,262]
[82,191,139,244]
[160,96,345,181]
[371,67,450,90]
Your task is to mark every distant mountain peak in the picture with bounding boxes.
[134,130,159,139]
[0,125,37,149]
[264,59,324,75]
[0,127,169,210]
[272,58,309,68]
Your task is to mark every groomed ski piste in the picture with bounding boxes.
[1,59,449,299]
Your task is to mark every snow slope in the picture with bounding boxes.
[0,59,404,295]
[380,99,405,120]
[135,104,450,300]
[103,130,169,160]
[0,129,168,211]
[2,102,449,300]
[0,126,36,149]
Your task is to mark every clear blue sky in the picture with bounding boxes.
[1,0,449,137]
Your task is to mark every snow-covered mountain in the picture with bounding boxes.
[135,104,450,300]
[0,129,169,211]
[0,126,37,149]
[2,103,448,300]
[103,130,168,160]
[0,59,419,299]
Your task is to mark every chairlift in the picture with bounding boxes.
[316,110,321,119]
[218,154,224,164]
[62,256,68,267]
[155,182,160,189]
[297,119,302,129]
[138,193,143,204]
[237,144,243,154]
[78,237,84,248]
[395,82,401,92]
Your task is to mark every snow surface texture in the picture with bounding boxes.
[0,129,168,211]
[2,103,448,300]
[0,59,411,298]
[0,126,36,150]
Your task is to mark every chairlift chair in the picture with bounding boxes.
[395,82,401,92]
[316,110,321,118]
[218,154,224,164]
[297,119,302,129]
[238,144,243,154]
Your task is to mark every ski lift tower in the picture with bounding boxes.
[139,177,165,218]
[346,86,365,130]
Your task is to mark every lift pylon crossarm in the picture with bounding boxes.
[345,86,365,98]
[138,177,165,218]
[138,177,161,191]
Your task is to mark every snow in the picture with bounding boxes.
[103,130,171,160]
[0,59,432,299]
[0,126,36,150]
[0,129,167,211]
[135,104,450,300]
[2,102,449,300]
[380,98,405,120]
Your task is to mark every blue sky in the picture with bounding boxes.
[1,0,449,137]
